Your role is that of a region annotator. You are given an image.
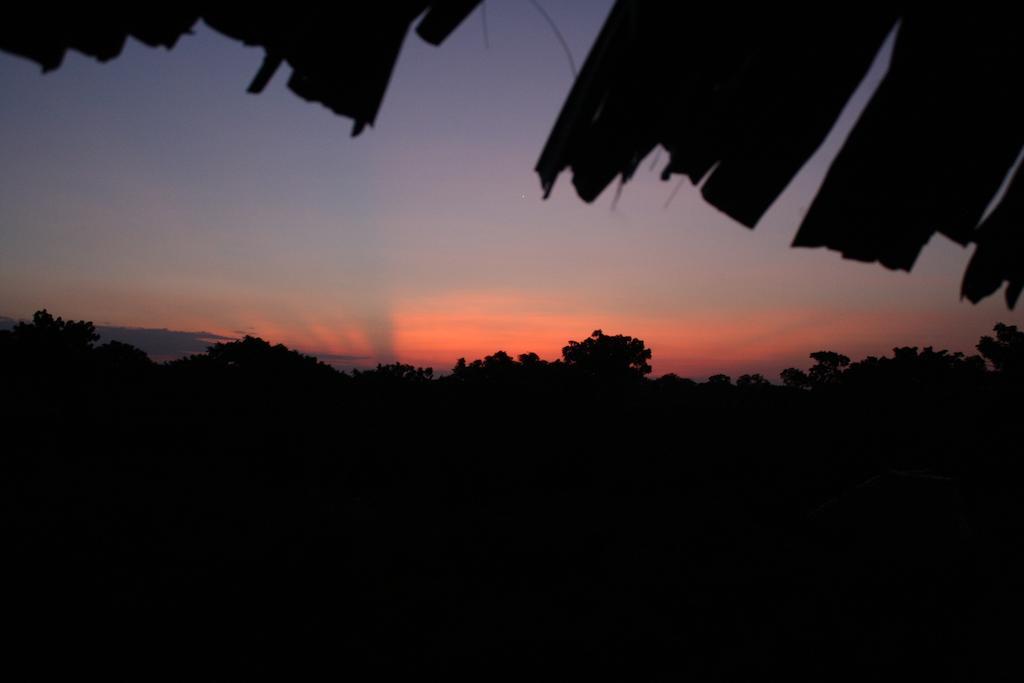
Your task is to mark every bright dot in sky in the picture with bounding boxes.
[521,194,526,199]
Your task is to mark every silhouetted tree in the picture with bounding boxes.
[450,351,517,382]
[807,351,850,387]
[93,340,155,386]
[780,367,810,389]
[4,310,1024,681]
[561,329,652,384]
[445,350,563,392]
[977,323,1024,376]
[0,310,102,401]
[167,335,342,411]
[653,372,697,389]
[843,346,986,390]
[94,339,153,368]
[736,373,769,388]
[355,362,433,382]
[171,335,336,379]
[517,352,545,367]
[1,309,99,357]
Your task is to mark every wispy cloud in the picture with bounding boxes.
[95,325,237,361]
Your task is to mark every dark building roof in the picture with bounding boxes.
[4,3,1022,306]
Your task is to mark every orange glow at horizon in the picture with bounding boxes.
[72,292,1010,380]
[381,292,963,378]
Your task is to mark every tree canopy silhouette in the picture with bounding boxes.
[1,309,98,355]
[4,308,1024,679]
[561,329,652,383]
[977,323,1024,376]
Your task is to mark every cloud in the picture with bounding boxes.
[94,325,237,361]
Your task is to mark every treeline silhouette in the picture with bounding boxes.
[3,310,1023,679]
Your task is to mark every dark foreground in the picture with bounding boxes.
[3,313,1023,680]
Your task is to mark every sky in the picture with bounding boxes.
[1,2,1020,379]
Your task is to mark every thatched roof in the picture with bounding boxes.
[4,3,1022,306]
[0,3,480,133]
[536,5,1024,308]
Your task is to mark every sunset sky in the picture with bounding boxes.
[1,2,1019,379]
